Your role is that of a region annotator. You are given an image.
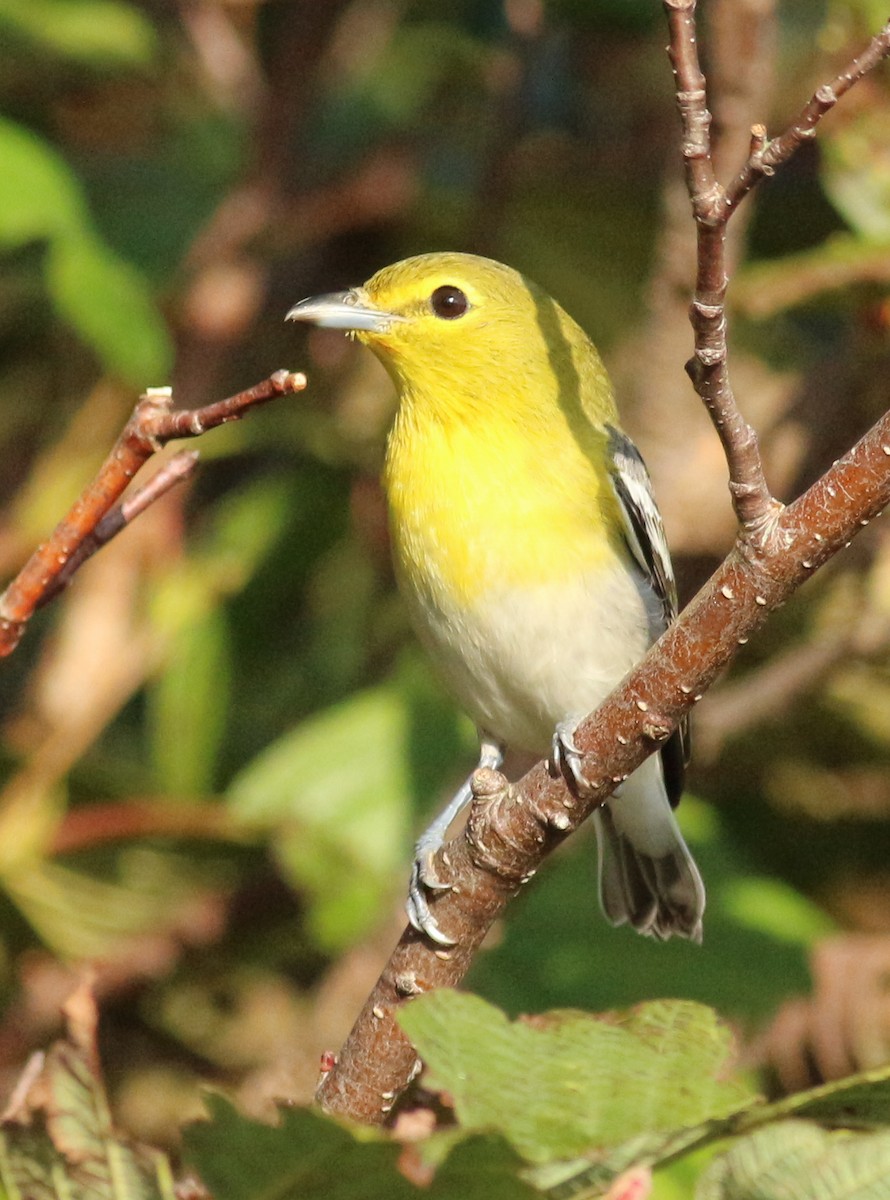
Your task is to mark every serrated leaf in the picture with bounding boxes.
[536,1057,890,1197]
[184,1094,537,1200]
[697,1121,890,1200]
[399,992,753,1164]
[0,0,157,68]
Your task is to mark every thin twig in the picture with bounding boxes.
[0,370,306,657]
[37,450,200,611]
[663,0,777,546]
[726,20,890,210]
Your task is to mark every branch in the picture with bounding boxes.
[316,7,890,1124]
[663,0,777,545]
[632,0,778,557]
[0,370,306,657]
[36,450,200,612]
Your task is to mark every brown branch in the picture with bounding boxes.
[632,0,777,557]
[316,7,890,1125]
[36,450,200,612]
[49,799,237,856]
[0,370,306,657]
[663,0,776,545]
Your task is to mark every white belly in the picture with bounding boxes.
[402,556,660,755]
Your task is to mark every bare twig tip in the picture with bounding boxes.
[272,369,308,393]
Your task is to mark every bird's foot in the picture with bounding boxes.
[406,845,457,946]
[404,741,504,946]
[549,718,600,799]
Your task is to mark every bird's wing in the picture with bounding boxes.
[606,425,689,799]
[606,426,677,627]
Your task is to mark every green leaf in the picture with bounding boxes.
[0,0,157,68]
[697,1121,890,1200]
[822,106,890,244]
[468,796,819,1025]
[229,679,413,948]
[0,117,172,383]
[46,233,172,384]
[541,1058,890,1197]
[184,1094,538,1200]
[5,851,217,961]
[720,877,833,946]
[363,23,484,123]
[148,607,231,796]
[537,1056,890,1195]
[0,116,87,245]
[399,992,754,1164]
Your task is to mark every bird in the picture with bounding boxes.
[287,251,705,946]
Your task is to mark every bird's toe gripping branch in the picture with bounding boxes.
[407,766,527,947]
[549,717,604,800]
[406,854,456,948]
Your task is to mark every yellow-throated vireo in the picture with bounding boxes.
[288,252,705,946]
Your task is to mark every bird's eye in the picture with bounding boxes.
[430,285,469,320]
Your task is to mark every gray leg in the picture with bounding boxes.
[406,738,504,944]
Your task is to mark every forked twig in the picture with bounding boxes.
[0,370,306,657]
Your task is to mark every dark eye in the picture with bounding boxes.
[430,285,469,320]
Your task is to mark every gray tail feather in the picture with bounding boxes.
[594,806,705,943]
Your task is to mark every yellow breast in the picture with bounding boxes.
[383,395,623,610]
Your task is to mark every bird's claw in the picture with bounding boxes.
[415,847,450,893]
[405,848,457,946]
[549,719,597,798]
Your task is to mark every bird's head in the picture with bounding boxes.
[287,251,615,425]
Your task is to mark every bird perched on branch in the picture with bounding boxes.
[287,252,705,946]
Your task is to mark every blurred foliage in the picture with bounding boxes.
[1,0,890,1195]
[0,983,178,1199]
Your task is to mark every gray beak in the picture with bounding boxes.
[285,289,403,334]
